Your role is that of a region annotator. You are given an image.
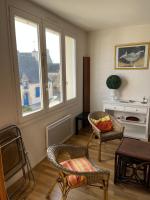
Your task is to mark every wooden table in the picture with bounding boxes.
[75,112,89,134]
[114,137,150,188]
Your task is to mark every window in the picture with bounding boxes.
[14,16,43,116]
[65,36,76,100]
[35,87,40,98]
[45,28,63,107]
[12,12,77,119]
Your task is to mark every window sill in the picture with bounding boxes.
[17,98,79,128]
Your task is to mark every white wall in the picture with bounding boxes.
[0,0,88,167]
[88,24,150,111]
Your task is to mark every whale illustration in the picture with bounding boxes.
[120,50,144,63]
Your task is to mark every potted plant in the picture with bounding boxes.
[106,75,121,100]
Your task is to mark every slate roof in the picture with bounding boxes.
[18,51,59,84]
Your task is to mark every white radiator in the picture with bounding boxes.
[46,115,72,148]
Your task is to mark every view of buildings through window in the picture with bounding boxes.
[15,16,63,115]
[45,28,62,107]
[15,16,43,115]
[14,15,77,117]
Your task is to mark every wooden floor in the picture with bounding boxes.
[26,129,150,200]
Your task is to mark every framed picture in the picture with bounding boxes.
[115,42,150,69]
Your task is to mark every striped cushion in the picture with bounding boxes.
[60,157,96,187]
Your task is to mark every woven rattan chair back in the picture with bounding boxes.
[88,111,124,161]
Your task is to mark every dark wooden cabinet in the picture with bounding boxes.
[83,57,90,113]
[75,57,90,134]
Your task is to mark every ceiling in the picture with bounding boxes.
[31,0,150,31]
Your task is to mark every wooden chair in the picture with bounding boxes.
[88,111,124,161]
[47,144,110,200]
[0,150,8,200]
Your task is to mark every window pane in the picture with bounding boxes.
[45,29,62,107]
[65,36,76,100]
[15,16,43,116]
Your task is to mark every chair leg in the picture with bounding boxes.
[87,129,94,148]
[98,142,102,162]
[103,188,108,200]
[60,176,69,200]
[61,194,67,200]
[103,180,109,200]
[61,185,69,200]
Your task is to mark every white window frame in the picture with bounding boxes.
[9,7,78,123]
[64,33,77,103]
[9,8,47,123]
[42,22,65,112]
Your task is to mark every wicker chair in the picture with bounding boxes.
[88,111,124,161]
[47,144,110,200]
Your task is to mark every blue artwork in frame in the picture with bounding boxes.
[115,42,150,69]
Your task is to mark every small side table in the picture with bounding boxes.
[114,138,150,188]
[75,112,89,135]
